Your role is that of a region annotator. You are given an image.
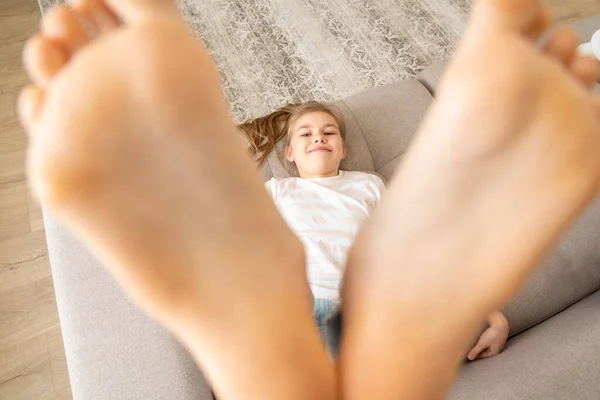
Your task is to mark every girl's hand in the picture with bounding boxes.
[467,311,509,361]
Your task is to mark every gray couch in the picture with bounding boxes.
[45,14,600,400]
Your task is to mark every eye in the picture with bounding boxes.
[300,133,310,137]
[325,132,337,135]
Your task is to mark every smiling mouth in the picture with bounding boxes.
[309,149,331,153]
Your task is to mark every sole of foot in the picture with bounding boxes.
[20,1,333,399]
[341,0,600,398]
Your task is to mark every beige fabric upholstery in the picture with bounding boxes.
[44,213,214,400]
[502,197,600,336]
[450,289,600,400]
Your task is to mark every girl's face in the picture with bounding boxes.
[286,111,346,178]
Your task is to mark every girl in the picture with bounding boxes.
[239,101,510,360]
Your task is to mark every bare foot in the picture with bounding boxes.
[341,0,600,398]
[19,1,333,399]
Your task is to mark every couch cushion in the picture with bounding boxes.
[502,195,600,336]
[340,79,432,176]
[44,213,214,400]
[261,79,434,183]
[449,288,600,400]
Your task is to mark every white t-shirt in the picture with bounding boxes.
[264,170,386,300]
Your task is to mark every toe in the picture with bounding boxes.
[103,0,181,23]
[569,55,599,89]
[42,5,90,54]
[23,35,69,86]
[18,85,45,131]
[71,0,120,35]
[470,0,547,36]
[543,27,580,66]
[525,5,552,40]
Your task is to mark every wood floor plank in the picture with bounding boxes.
[0,147,27,184]
[0,117,26,155]
[0,333,53,400]
[0,275,59,349]
[0,227,47,269]
[0,179,31,241]
[0,83,23,108]
[0,251,50,294]
[0,0,64,397]
[0,0,41,45]
[0,94,27,188]
[29,198,45,232]
[547,0,600,24]
[39,387,72,400]
[46,325,70,393]
[0,64,29,100]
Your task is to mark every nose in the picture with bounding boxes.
[314,133,326,143]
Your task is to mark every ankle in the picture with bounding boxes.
[180,308,336,400]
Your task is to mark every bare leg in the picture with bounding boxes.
[340,0,600,398]
[19,1,334,399]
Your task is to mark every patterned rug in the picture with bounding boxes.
[40,0,473,123]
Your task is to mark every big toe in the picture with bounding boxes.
[103,0,181,23]
[468,0,551,39]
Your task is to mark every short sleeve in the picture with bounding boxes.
[372,175,387,204]
[362,173,386,213]
[375,176,386,193]
[264,178,278,202]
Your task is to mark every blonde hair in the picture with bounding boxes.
[238,101,347,167]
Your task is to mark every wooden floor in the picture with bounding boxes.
[0,0,598,399]
[0,0,72,398]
